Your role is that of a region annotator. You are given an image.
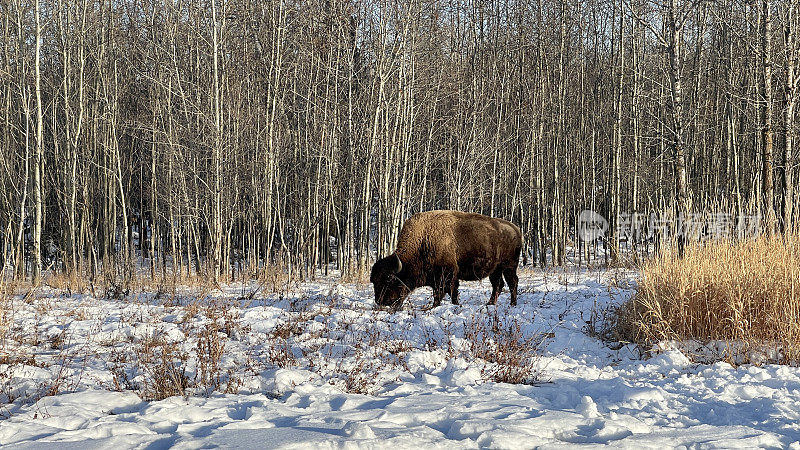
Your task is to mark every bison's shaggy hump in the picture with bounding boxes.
[372,210,523,309]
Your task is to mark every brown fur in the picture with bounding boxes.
[371,210,523,309]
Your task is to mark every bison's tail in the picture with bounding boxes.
[520,237,527,266]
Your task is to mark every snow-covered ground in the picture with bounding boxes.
[2,269,800,448]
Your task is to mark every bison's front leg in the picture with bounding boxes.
[432,286,444,308]
[487,268,505,305]
[449,278,460,305]
[429,270,445,308]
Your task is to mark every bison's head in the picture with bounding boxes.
[370,254,410,309]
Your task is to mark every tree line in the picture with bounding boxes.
[0,0,797,282]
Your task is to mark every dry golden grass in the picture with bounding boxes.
[618,235,800,364]
[0,282,10,352]
[339,263,371,285]
[34,256,295,300]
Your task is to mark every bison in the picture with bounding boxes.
[371,210,523,310]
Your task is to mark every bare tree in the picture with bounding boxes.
[1,0,798,282]
[761,0,778,233]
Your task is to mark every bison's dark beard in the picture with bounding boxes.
[375,299,404,312]
[374,296,404,311]
[375,275,412,311]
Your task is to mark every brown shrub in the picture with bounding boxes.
[463,312,543,384]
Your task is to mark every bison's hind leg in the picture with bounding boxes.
[503,268,519,306]
[487,268,505,305]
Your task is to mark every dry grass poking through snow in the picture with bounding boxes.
[0,281,11,349]
[618,235,800,364]
[0,274,549,416]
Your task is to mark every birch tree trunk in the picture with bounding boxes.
[612,0,625,263]
[32,0,43,283]
[667,0,690,254]
[784,2,797,233]
[211,0,224,280]
[761,0,778,234]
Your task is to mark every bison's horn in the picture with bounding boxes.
[393,254,402,273]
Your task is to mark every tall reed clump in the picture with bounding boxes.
[617,235,800,364]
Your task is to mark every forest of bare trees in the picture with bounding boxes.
[0,0,798,282]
